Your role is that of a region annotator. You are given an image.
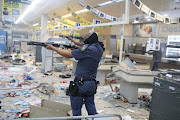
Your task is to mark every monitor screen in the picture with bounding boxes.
[12,9,20,15]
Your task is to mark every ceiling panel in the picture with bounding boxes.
[15,0,176,26]
[23,0,72,23]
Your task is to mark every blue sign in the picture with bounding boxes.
[0,31,7,52]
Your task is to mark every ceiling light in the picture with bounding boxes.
[55,25,60,27]
[33,23,39,26]
[98,1,113,6]
[75,9,88,14]
[112,0,124,2]
[145,16,149,19]
[15,0,40,24]
[62,14,72,18]
[147,19,151,21]
[164,14,168,17]
[47,21,50,23]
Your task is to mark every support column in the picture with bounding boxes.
[41,14,48,42]
[125,0,130,24]
[41,14,53,72]
[119,0,130,63]
[119,25,124,63]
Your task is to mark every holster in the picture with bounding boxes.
[69,78,100,97]
[69,81,79,96]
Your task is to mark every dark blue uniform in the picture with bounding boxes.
[71,42,103,117]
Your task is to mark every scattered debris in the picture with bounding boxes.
[36,83,55,95]
[97,110,104,114]
[138,95,151,110]
[11,59,26,65]
[60,80,67,83]
[126,109,135,113]
[25,76,33,80]
[122,115,133,120]
[104,92,116,101]
[59,74,71,78]
[44,72,53,76]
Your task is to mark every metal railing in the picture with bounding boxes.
[21,114,122,120]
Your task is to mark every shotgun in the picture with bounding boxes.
[23,41,79,49]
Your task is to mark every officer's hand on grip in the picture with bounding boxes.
[45,44,54,50]
[70,45,76,50]
[67,36,73,42]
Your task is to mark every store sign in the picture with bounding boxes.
[93,19,101,24]
[7,0,31,5]
[161,25,180,33]
[2,0,22,16]
[19,0,31,5]
[2,0,22,28]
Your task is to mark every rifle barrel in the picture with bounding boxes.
[24,41,79,49]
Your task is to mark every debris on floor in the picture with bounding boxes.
[0,57,150,120]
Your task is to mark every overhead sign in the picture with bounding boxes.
[9,0,31,5]
[93,19,101,24]
[3,0,22,16]
[78,0,85,7]
[2,0,22,28]
[149,10,157,20]
[99,12,105,18]
[92,8,99,15]
[20,0,31,5]
[141,4,150,15]
[156,14,164,22]
[112,17,117,22]
[105,14,112,21]
[146,38,161,51]
[75,22,81,27]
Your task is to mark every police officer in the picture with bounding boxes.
[45,32,104,119]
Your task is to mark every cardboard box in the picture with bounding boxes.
[30,99,72,119]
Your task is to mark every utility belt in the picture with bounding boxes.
[74,77,98,85]
[69,77,99,97]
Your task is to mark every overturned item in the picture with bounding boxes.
[30,99,71,118]
[11,58,26,65]
[36,83,55,95]
[54,63,67,72]
[59,74,71,78]
[44,72,53,76]
[120,57,136,69]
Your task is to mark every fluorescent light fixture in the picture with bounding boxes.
[147,19,151,21]
[33,23,39,26]
[75,9,88,14]
[62,9,88,18]
[98,0,124,6]
[15,0,40,24]
[164,14,168,17]
[112,0,124,2]
[98,1,113,6]
[55,25,60,27]
[62,14,72,18]
[145,16,149,19]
